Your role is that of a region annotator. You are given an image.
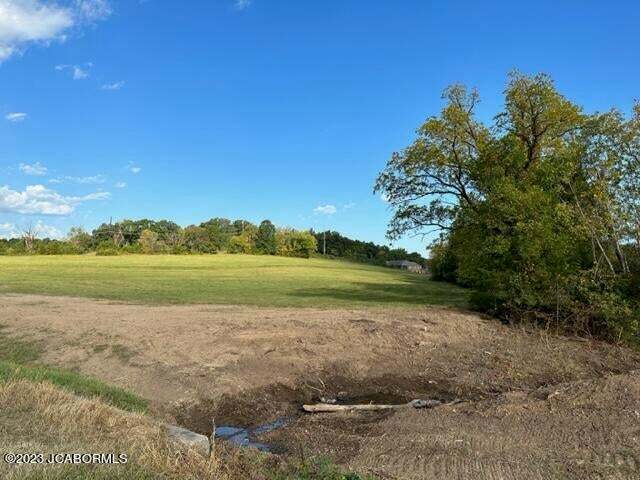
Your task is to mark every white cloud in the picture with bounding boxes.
[126,162,141,174]
[33,220,62,238]
[74,0,111,22]
[72,65,88,79]
[49,174,106,184]
[0,220,62,239]
[0,0,111,62]
[55,62,91,80]
[5,112,27,122]
[314,204,337,215]
[0,184,110,215]
[343,202,356,210]
[235,0,251,10]
[19,162,47,176]
[114,181,126,188]
[101,80,124,90]
[0,222,19,238]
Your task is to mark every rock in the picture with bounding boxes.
[165,424,211,456]
[409,399,442,409]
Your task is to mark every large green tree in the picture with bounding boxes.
[375,72,640,340]
[255,220,277,255]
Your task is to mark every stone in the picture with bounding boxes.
[165,424,211,456]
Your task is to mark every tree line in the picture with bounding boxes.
[311,230,426,266]
[0,218,316,258]
[0,219,426,265]
[376,72,640,343]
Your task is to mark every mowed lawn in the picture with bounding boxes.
[0,254,469,309]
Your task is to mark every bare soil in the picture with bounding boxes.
[2,293,639,479]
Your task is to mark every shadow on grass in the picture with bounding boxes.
[289,277,470,308]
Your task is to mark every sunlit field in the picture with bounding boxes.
[0,254,469,309]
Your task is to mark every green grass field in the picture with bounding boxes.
[0,254,468,309]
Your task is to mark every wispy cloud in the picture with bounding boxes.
[235,0,251,10]
[19,162,47,176]
[101,80,125,90]
[114,181,127,188]
[0,184,110,216]
[56,62,92,80]
[49,174,106,185]
[343,202,356,210]
[5,112,27,122]
[313,204,337,215]
[0,220,62,239]
[0,0,111,63]
[0,222,19,239]
[126,162,141,174]
[74,0,112,22]
[35,221,63,239]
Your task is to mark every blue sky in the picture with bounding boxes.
[1,0,639,253]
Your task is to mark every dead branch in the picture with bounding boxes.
[302,399,443,413]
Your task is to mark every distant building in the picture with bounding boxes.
[385,260,427,274]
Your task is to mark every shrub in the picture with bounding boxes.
[276,229,317,258]
[428,240,458,282]
[228,234,254,254]
[138,229,166,254]
[96,241,120,256]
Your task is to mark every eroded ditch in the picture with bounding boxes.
[173,373,473,456]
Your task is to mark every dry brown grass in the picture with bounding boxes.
[0,381,266,480]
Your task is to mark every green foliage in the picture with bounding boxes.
[182,225,214,253]
[376,72,640,342]
[3,216,408,267]
[228,233,255,254]
[95,241,120,256]
[276,229,318,258]
[312,230,426,266]
[200,217,235,251]
[138,229,166,254]
[67,227,93,252]
[428,240,458,283]
[256,220,277,254]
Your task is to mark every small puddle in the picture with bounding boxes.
[214,417,290,452]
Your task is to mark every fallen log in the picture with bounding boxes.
[302,398,442,413]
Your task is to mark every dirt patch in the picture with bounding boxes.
[176,373,460,437]
[2,293,640,479]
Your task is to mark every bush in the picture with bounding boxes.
[121,243,142,254]
[228,234,254,254]
[276,229,317,258]
[96,241,120,256]
[428,240,458,282]
[138,229,166,254]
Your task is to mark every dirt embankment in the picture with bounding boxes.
[2,294,639,479]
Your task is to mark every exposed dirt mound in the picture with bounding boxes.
[2,293,640,479]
